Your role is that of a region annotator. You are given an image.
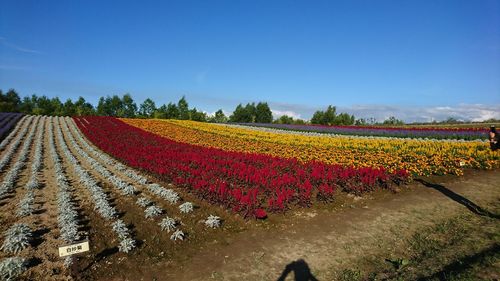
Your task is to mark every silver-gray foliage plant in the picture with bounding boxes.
[170,229,184,241]
[16,191,35,217]
[136,197,152,207]
[159,217,176,232]
[144,205,163,218]
[61,118,137,197]
[179,202,194,214]
[112,220,130,240]
[0,117,40,198]
[118,237,136,253]
[204,215,221,228]
[0,224,32,254]
[49,118,81,243]
[0,257,27,281]
[57,118,138,254]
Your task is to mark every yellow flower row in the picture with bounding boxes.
[121,119,500,176]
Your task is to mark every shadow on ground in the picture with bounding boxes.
[277,259,318,281]
[417,243,500,281]
[415,178,500,219]
[81,246,119,272]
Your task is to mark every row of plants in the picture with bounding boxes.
[47,117,84,267]
[236,122,489,140]
[0,116,27,151]
[0,116,41,280]
[124,119,499,176]
[63,117,189,240]
[54,117,137,253]
[75,116,409,219]
[225,123,481,143]
[0,116,39,198]
[0,113,24,141]
[0,116,32,172]
[16,116,45,218]
[70,117,222,236]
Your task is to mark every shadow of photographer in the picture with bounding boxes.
[277,259,318,281]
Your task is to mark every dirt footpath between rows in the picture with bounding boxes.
[113,170,499,281]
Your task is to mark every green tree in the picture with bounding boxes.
[74,97,95,116]
[310,105,355,125]
[110,95,123,116]
[121,93,137,117]
[166,102,179,119]
[210,109,228,123]
[277,115,294,124]
[230,104,252,122]
[31,95,53,115]
[443,117,461,124]
[335,112,355,125]
[96,97,108,116]
[97,95,123,116]
[19,96,34,114]
[255,102,273,123]
[294,119,306,125]
[178,96,190,120]
[139,98,157,118]
[51,97,65,116]
[0,89,21,112]
[383,116,404,125]
[154,104,168,119]
[244,103,257,122]
[355,118,367,126]
[63,99,76,116]
[322,105,337,125]
[311,110,324,124]
[190,108,207,122]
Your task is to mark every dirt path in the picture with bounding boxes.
[103,169,500,281]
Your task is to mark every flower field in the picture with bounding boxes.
[236,122,490,140]
[75,116,410,218]
[0,114,498,280]
[0,116,217,279]
[121,119,500,176]
[0,113,23,141]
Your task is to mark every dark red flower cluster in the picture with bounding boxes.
[74,116,409,218]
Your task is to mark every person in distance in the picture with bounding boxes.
[489,125,499,151]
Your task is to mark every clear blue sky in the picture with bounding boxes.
[1,0,499,121]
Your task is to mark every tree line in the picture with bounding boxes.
[0,89,223,122]
[0,88,416,125]
[0,88,277,123]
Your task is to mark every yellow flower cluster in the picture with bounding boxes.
[121,119,500,176]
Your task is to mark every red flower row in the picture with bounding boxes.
[74,117,410,218]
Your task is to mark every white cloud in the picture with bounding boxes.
[0,37,41,54]
[263,101,499,123]
[339,103,500,123]
[206,109,231,117]
[271,109,302,119]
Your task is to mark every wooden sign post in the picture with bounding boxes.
[58,240,90,257]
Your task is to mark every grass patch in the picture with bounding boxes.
[329,212,500,281]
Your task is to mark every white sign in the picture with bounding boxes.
[58,240,90,257]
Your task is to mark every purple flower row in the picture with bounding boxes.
[236,123,489,140]
[0,112,24,141]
